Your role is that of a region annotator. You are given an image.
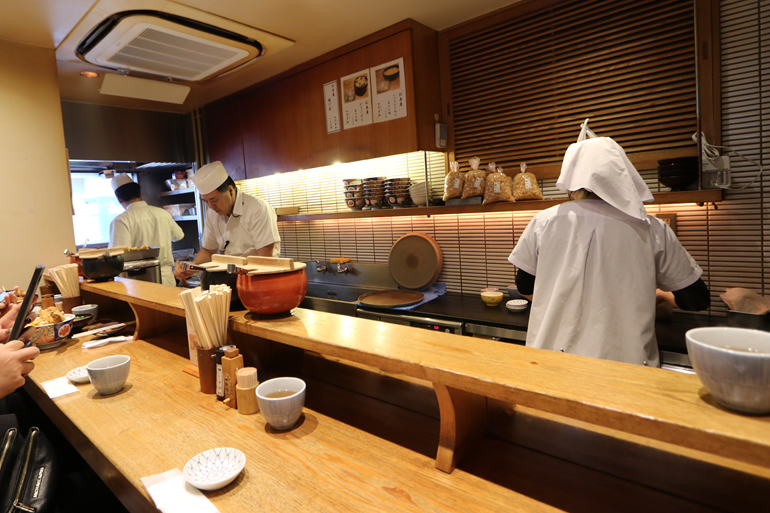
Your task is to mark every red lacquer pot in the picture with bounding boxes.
[237,269,308,314]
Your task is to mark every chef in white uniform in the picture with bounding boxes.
[109,174,185,287]
[174,161,280,281]
[508,127,709,366]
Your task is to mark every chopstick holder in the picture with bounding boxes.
[141,469,219,513]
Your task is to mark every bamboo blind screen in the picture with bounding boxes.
[445,0,698,174]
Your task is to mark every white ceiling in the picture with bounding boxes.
[0,0,517,113]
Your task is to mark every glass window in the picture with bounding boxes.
[70,173,130,246]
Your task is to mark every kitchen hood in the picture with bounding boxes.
[58,0,293,83]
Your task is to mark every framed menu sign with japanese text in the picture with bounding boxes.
[323,80,341,133]
[371,58,406,123]
[340,69,373,129]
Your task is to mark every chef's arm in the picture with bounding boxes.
[192,247,216,265]
[656,278,710,311]
[515,269,535,301]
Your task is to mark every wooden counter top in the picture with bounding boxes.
[80,279,770,474]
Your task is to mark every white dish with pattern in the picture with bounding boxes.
[183,448,246,491]
[67,366,90,384]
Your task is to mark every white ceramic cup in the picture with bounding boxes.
[86,355,131,395]
[686,327,770,414]
[256,377,306,430]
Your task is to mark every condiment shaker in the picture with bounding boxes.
[222,347,244,409]
[235,367,259,415]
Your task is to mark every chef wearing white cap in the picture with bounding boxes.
[508,122,709,366]
[110,174,185,287]
[174,161,279,281]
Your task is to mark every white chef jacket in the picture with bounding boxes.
[109,201,185,287]
[509,199,702,366]
[201,187,280,257]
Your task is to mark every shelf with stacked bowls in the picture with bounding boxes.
[362,177,386,210]
[409,182,428,206]
[343,179,365,210]
[384,178,413,208]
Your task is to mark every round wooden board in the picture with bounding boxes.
[358,290,425,308]
[388,232,443,290]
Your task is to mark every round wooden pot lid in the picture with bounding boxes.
[388,232,443,290]
[358,290,425,308]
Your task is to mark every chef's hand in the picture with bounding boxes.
[656,288,676,307]
[173,262,195,283]
[0,340,39,399]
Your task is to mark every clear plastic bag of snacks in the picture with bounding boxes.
[513,162,544,200]
[483,167,515,205]
[461,157,486,199]
[443,161,464,201]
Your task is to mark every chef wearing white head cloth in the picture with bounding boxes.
[508,122,709,366]
[174,161,280,281]
[110,174,185,287]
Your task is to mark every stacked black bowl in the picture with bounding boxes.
[658,157,699,191]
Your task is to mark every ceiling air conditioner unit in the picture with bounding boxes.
[77,11,277,82]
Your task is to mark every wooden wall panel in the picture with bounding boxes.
[204,96,246,180]
[205,21,442,178]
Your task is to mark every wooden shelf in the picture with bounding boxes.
[277,190,724,221]
[172,215,198,221]
[159,188,195,197]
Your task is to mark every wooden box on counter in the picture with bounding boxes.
[205,19,442,180]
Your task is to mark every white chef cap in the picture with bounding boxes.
[111,173,136,192]
[192,161,230,195]
[557,137,653,222]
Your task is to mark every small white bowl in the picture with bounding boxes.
[86,355,131,395]
[256,377,306,430]
[72,304,99,321]
[686,327,770,414]
[183,448,246,491]
[506,299,529,312]
[67,366,90,384]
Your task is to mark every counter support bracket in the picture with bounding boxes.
[129,302,173,340]
[434,383,486,473]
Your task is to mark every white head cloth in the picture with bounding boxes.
[192,161,230,195]
[111,173,135,192]
[557,136,653,222]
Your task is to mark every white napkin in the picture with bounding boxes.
[40,376,79,399]
[141,469,219,513]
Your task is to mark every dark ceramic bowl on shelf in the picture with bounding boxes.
[658,166,699,178]
[81,255,124,282]
[658,174,698,190]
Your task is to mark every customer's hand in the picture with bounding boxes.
[0,303,21,331]
[0,340,40,399]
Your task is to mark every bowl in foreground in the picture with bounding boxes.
[686,327,770,414]
[86,355,131,395]
[27,314,75,346]
[256,377,306,430]
[183,448,246,491]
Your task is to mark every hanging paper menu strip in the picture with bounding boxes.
[323,80,341,134]
[340,69,373,129]
[372,58,407,123]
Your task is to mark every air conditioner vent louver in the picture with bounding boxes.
[79,12,264,82]
[106,27,243,80]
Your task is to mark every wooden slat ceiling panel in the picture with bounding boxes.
[447,0,696,172]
